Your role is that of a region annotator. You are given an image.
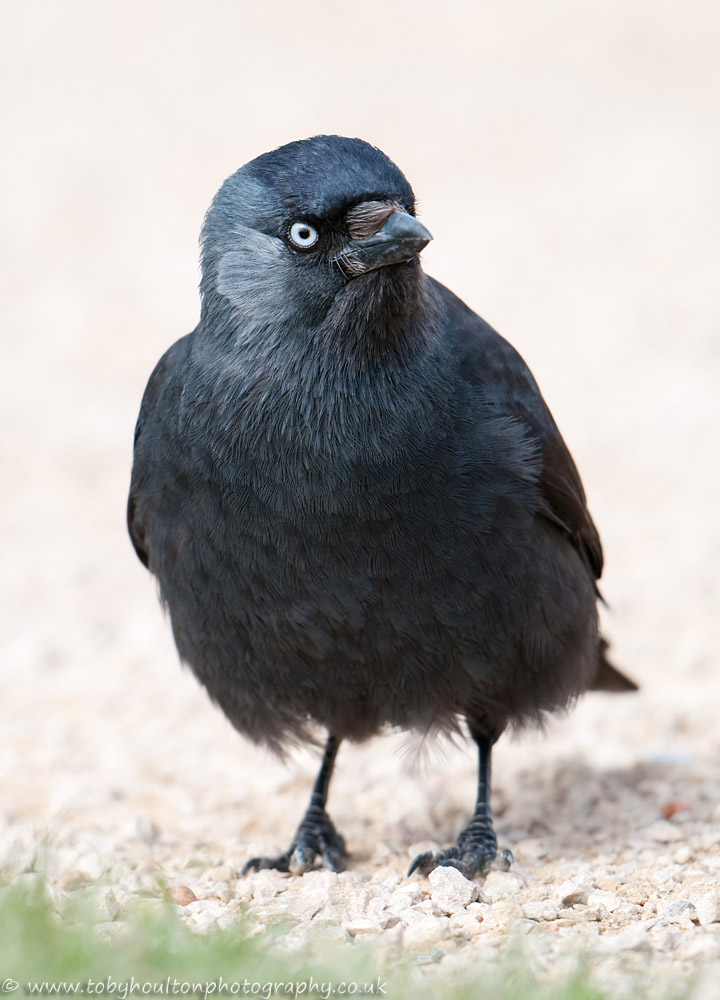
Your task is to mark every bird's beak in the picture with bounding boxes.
[346,209,432,275]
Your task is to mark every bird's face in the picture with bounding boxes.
[200,136,432,333]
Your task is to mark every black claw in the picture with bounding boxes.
[492,848,514,871]
[243,812,347,876]
[407,851,433,877]
[322,832,346,872]
[241,853,291,875]
[408,844,513,879]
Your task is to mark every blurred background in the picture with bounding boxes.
[1,0,719,876]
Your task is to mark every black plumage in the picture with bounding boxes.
[128,136,635,877]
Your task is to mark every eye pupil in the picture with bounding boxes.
[298,228,310,240]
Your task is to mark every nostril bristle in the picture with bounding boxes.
[345,200,398,240]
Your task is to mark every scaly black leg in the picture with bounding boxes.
[242,734,346,875]
[408,734,513,878]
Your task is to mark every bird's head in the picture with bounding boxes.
[199,136,433,338]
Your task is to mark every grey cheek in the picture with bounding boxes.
[216,236,295,325]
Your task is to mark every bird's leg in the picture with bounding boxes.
[408,734,513,878]
[242,734,346,875]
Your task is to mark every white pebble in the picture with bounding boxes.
[522,900,558,922]
[658,899,698,925]
[386,882,425,910]
[428,865,479,914]
[556,876,594,906]
[399,909,450,949]
[328,877,371,913]
[345,916,383,935]
[644,820,683,843]
[448,911,483,938]
[482,871,525,902]
[596,924,652,953]
[248,870,287,902]
[71,885,119,922]
[695,892,720,926]
[587,890,621,913]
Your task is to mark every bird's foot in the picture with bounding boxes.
[407,843,513,879]
[242,810,347,876]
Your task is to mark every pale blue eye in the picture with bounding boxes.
[289,221,319,248]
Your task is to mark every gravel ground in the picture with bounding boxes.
[2,0,719,993]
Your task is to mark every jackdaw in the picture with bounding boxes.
[128,135,636,878]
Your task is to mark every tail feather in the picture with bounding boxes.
[590,638,638,692]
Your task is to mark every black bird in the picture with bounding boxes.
[128,135,636,879]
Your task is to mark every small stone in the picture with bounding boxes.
[624,883,651,905]
[217,909,241,931]
[448,911,483,938]
[283,869,337,920]
[511,838,547,861]
[192,910,219,933]
[587,890,621,913]
[133,818,160,844]
[428,866,479,914]
[249,869,287,902]
[309,901,346,927]
[482,870,525,902]
[414,946,446,966]
[399,909,450,949]
[370,871,403,892]
[558,904,601,924]
[285,892,324,922]
[678,934,720,962]
[674,845,692,865]
[183,898,226,932]
[700,830,720,851]
[56,870,93,892]
[137,871,166,896]
[365,896,395,928]
[644,820,683,843]
[522,900,558,922]
[466,901,490,914]
[345,916,382,935]
[95,921,131,941]
[484,899,522,930]
[593,874,620,891]
[245,922,266,937]
[204,864,235,882]
[695,892,720,926]
[372,841,393,860]
[386,883,425,910]
[167,885,197,906]
[652,865,680,885]
[556,876,594,906]
[416,898,445,917]
[75,886,119,922]
[661,801,688,820]
[328,877,371,913]
[694,965,720,1000]
[233,880,255,903]
[597,924,652,953]
[658,899,698,925]
[209,881,233,903]
[72,852,106,881]
[649,924,680,951]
